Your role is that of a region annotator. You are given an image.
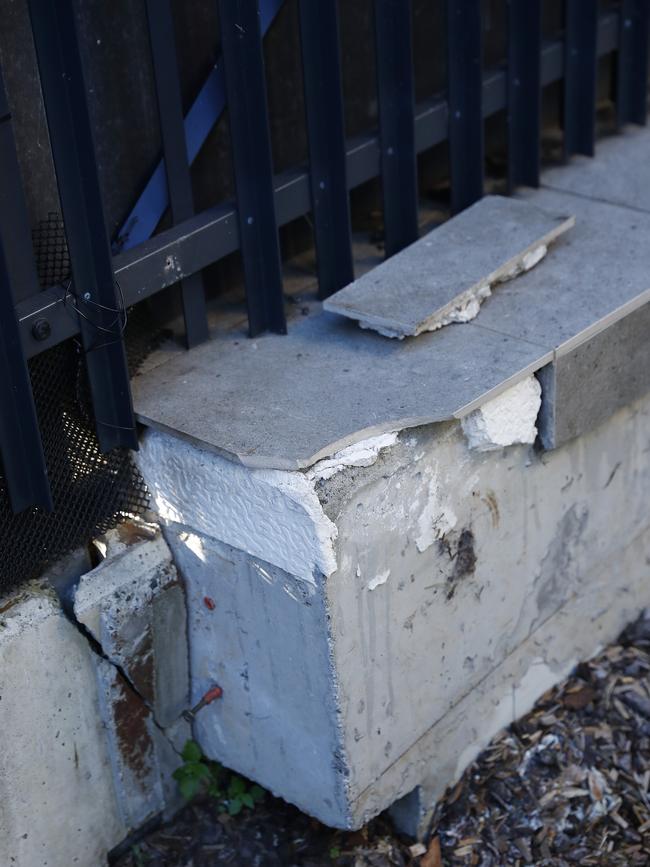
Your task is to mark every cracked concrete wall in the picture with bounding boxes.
[326,391,650,828]
[0,526,190,867]
[137,384,650,835]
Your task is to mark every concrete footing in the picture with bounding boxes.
[136,382,650,836]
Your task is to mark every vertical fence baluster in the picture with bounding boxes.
[217,0,286,336]
[373,0,418,257]
[446,0,483,214]
[0,69,52,513]
[27,0,137,453]
[564,0,597,158]
[298,0,354,298]
[507,0,541,191]
[617,0,649,127]
[146,0,209,348]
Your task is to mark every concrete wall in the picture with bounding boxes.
[2,378,650,862]
[137,380,650,835]
[0,526,189,867]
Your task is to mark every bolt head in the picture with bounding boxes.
[32,318,51,342]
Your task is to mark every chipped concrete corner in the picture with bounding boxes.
[130,381,650,837]
[0,523,191,867]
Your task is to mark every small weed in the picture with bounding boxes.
[173,740,266,815]
[130,844,147,866]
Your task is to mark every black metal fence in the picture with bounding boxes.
[0,0,648,522]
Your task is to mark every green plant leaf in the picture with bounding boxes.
[179,775,202,801]
[241,792,255,809]
[228,775,247,796]
[181,740,203,763]
[228,797,244,816]
[329,846,341,859]
[250,784,265,803]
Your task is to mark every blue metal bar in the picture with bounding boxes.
[217,0,286,336]
[564,0,597,158]
[115,0,285,253]
[374,0,418,257]
[299,0,354,299]
[27,0,137,453]
[145,0,209,348]
[446,0,483,214]
[617,0,649,127]
[507,0,541,190]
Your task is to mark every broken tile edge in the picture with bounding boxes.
[323,213,575,339]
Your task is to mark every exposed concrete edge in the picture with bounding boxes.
[350,522,650,830]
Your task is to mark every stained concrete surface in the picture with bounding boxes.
[323,196,573,338]
[136,385,650,831]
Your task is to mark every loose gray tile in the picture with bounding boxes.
[323,195,574,338]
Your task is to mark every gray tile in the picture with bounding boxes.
[472,187,650,354]
[542,125,650,214]
[132,310,549,469]
[538,300,650,449]
[323,195,573,338]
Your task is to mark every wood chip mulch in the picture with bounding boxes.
[113,613,650,866]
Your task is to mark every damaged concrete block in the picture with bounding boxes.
[0,584,127,867]
[74,526,189,728]
[138,386,650,833]
[323,196,574,338]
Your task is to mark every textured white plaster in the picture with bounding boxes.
[307,433,398,481]
[137,430,338,584]
[461,375,542,451]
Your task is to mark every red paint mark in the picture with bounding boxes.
[203,596,216,610]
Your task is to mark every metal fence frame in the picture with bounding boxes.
[0,0,648,513]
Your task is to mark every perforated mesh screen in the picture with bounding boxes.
[0,214,151,594]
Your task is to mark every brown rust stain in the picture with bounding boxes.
[481,490,500,528]
[112,671,154,781]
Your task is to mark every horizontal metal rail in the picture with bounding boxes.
[17,10,620,359]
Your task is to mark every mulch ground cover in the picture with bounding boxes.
[113,613,650,866]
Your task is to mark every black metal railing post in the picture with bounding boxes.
[26,0,138,453]
[564,0,598,158]
[446,0,483,214]
[217,0,287,336]
[617,0,649,127]
[507,0,542,191]
[145,0,210,348]
[298,0,354,299]
[0,67,52,513]
[374,0,419,256]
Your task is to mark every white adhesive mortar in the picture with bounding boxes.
[461,376,542,451]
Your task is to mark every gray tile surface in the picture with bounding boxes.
[542,125,650,214]
[323,196,574,338]
[133,140,650,468]
[132,312,550,469]
[538,301,650,449]
[472,187,650,355]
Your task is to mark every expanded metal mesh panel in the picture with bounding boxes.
[0,215,151,594]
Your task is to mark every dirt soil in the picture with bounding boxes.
[113,612,650,867]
